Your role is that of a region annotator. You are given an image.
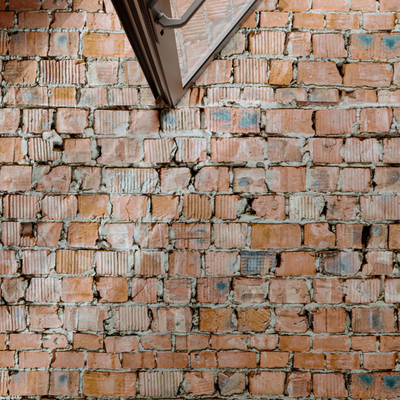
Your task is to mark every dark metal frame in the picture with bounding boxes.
[112,0,259,107]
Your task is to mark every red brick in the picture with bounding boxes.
[19,351,49,368]
[364,353,396,370]
[87,352,121,369]
[304,223,335,248]
[352,0,376,10]
[43,334,68,349]
[260,351,289,367]
[313,373,348,398]
[361,107,393,133]
[73,333,103,350]
[293,12,324,29]
[343,89,378,103]
[57,108,88,133]
[389,225,400,248]
[269,278,310,303]
[51,11,84,28]
[10,31,48,56]
[151,307,192,333]
[186,371,214,395]
[326,12,359,29]
[141,334,172,350]
[309,166,339,191]
[83,372,136,397]
[169,251,201,277]
[286,32,311,56]
[285,372,311,397]
[218,371,245,395]
[313,278,343,303]
[352,307,395,333]
[122,353,155,369]
[163,278,191,304]
[49,371,79,396]
[218,351,257,368]
[97,277,128,303]
[206,107,260,134]
[275,306,307,332]
[9,371,49,396]
[62,277,93,302]
[343,62,393,87]
[315,109,357,135]
[294,352,325,369]
[176,334,210,351]
[200,308,235,333]
[156,352,189,369]
[112,195,147,220]
[276,252,316,276]
[278,0,309,11]
[51,351,84,368]
[327,352,360,369]
[211,334,247,350]
[106,222,135,248]
[105,336,138,353]
[29,305,62,331]
[8,0,38,9]
[233,277,267,303]
[249,371,285,395]
[278,336,310,351]
[265,109,314,134]
[0,351,14,367]
[298,61,342,85]
[233,168,267,193]
[251,224,301,249]
[18,11,49,28]
[67,222,99,247]
[211,137,265,162]
[9,333,40,350]
[260,11,289,27]
[251,195,286,220]
[314,335,350,351]
[83,33,132,58]
[313,0,349,10]
[268,137,302,162]
[364,13,396,30]
[4,60,36,84]
[215,195,240,220]
[268,166,306,192]
[382,0,400,10]
[381,336,400,351]
[64,138,91,163]
[313,307,346,333]
[351,372,400,398]
[352,336,377,351]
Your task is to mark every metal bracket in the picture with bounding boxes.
[148,0,206,29]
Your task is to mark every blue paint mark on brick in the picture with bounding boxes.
[358,374,374,387]
[58,373,68,384]
[358,34,374,46]
[240,113,258,129]
[239,178,250,186]
[383,375,400,390]
[58,34,68,45]
[213,109,231,122]
[383,35,400,50]
[163,113,177,127]
[216,281,228,291]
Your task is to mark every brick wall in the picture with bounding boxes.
[0,0,399,397]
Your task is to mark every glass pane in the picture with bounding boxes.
[171,0,254,85]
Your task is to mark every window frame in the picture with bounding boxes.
[112,0,259,107]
